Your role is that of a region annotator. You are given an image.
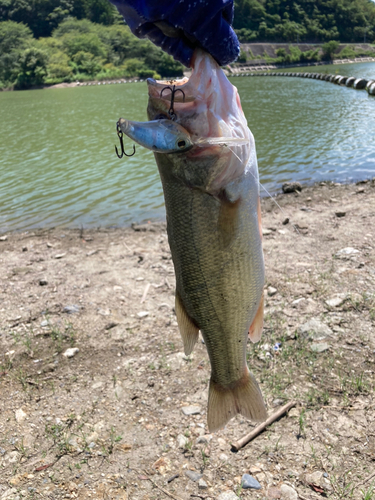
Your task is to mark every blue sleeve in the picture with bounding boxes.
[109,0,239,67]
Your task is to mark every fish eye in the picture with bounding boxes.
[177,139,186,149]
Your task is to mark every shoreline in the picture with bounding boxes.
[1,178,374,235]
[1,56,374,92]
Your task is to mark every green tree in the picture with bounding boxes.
[322,40,340,60]
[15,46,48,88]
[0,21,33,85]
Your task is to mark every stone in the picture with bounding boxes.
[181,405,201,416]
[335,211,346,217]
[196,435,212,445]
[311,343,330,353]
[280,484,298,500]
[39,279,48,286]
[241,474,261,490]
[54,253,66,259]
[198,478,208,489]
[325,295,347,307]
[219,453,229,461]
[137,311,149,318]
[335,247,359,258]
[64,305,80,314]
[217,492,239,500]
[298,319,333,340]
[184,470,203,482]
[267,286,278,297]
[62,347,79,358]
[0,235,8,241]
[267,487,282,499]
[15,409,27,423]
[1,488,18,499]
[305,471,323,485]
[176,434,188,449]
[282,182,302,193]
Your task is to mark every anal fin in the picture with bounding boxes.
[248,291,264,343]
[207,368,267,432]
[175,293,199,355]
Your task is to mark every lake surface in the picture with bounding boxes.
[0,61,374,231]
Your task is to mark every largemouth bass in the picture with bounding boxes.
[119,50,267,432]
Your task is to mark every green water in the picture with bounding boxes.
[1,62,374,231]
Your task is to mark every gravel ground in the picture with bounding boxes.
[0,180,374,500]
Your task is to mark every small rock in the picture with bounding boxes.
[176,434,188,449]
[196,435,212,445]
[272,398,284,407]
[1,488,18,499]
[288,407,300,418]
[335,211,346,217]
[181,405,201,416]
[267,487,282,499]
[335,247,359,257]
[311,343,330,353]
[62,347,79,358]
[305,471,323,485]
[298,319,333,340]
[219,453,229,461]
[282,218,289,225]
[22,246,28,252]
[184,470,203,482]
[137,311,149,318]
[167,474,179,483]
[198,478,208,490]
[54,253,66,259]
[325,295,347,308]
[9,475,23,487]
[262,228,273,236]
[39,279,48,286]
[282,182,302,193]
[217,492,239,500]
[64,305,80,314]
[249,465,263,474]
[267,286,277,297]
[241,474,261,490]
[97,308,110,316]
[0,235,8,241]
[15,409,27,423]
[40,320,48,327]
[46,242,54,248]
[280,484,298,500]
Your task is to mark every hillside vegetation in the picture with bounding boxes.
[234,0,375,43]
[0,0,374,89]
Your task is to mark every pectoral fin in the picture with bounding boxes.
[175,293,199,355]
[248,291,264,343]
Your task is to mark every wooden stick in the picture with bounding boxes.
[231,400,297,451]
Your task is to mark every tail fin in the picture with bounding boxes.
[207,369,267,432]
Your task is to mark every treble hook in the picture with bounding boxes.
[160,85,185,120]
[115,121,135,158]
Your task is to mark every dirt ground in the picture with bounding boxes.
[0,179,374,500]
